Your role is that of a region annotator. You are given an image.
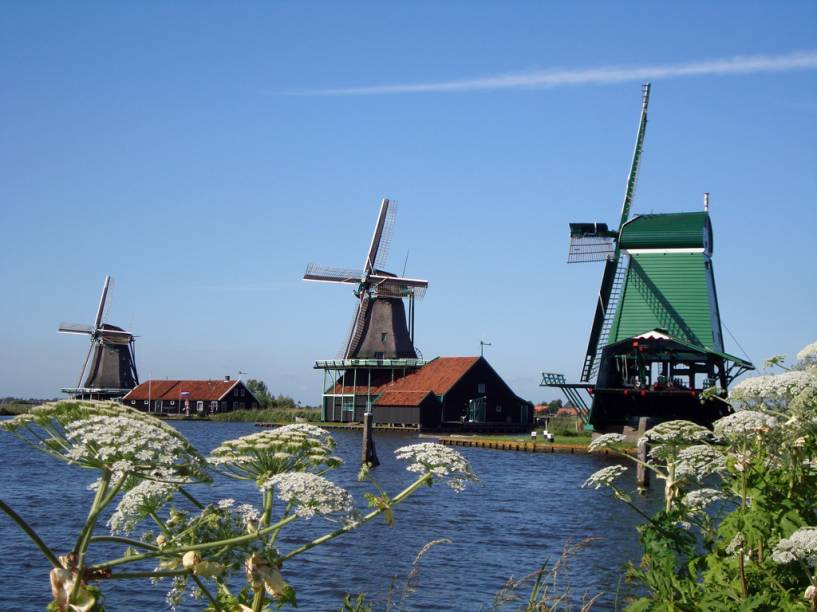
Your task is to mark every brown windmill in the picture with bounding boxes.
[59,275,139,399]
[304,198,428,360]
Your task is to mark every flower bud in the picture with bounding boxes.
[182,551,202,570]
[155,534,167,548]
[806,585,817,602]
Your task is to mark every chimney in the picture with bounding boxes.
[224,375,231,382]
[704,192,710,213]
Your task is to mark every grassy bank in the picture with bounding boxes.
[210,408,321,423]
[0,400,43,416]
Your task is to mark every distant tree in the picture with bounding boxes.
[547,398,563,413]
[271,394,297,409]
[245,379,273,408]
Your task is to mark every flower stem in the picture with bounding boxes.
[91,514,299,570]
[104,569,190,579]
[179,486,205,509]
[0,499,61,568]
[282,473,431,562]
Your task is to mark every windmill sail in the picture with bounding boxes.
[579,83,650,383]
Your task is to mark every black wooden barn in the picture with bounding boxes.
[372,356,532,428]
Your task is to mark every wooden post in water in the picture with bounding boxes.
[362,412,380,467]
[636,416,650,488]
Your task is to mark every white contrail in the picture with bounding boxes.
[292,50,817,96]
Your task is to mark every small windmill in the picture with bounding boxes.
[304,198,428,359]
[59,275,139,396]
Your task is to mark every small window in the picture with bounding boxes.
[143,400,149,405]
[496,404,502,413]
[478,383,486,394]
[170,400,175,406]
[131,400,136,405]
[374,352,384,360]
[210,401,218,411]
[197,401,204,412]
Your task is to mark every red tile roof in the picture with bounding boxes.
[377,357,480,396]
[124,379,240,402]
[375,390,434,407]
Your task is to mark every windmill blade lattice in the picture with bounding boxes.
[304,264,363,284]
[373,199,397,271]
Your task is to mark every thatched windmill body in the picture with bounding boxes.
[59,275,139,399]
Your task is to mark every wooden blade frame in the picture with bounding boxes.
[363,198,391,277]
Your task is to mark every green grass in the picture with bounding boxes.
[0,401,39,416]
[210,408,322,423]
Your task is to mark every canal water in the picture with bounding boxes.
[0,420,661,610]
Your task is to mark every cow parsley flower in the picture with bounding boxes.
[772,528,817,567]
[588,433,626,452]
[394,443,478,492]
[582,465,628,490]
[643,420,714,446]
[683,488,727,512]
[0,401,209,482]
[714,410,777,441]
[63,415,194,477]
[209,425,340,483]
[730,370,817,410]
[797,341,817,369]
[108,479,178,534]
[262,472,357,524]
[675,445,726,482]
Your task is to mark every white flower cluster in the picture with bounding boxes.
[209,424,340,483]
[731,370,817,409]
[262,472,357,524]
[582,465,628,490]
[675,445,726,482]
[797,341,817,368]
[108,478,178,534]
[683,488,727,512]
[394,443,478,492]
[1,401,207,481]
[588,433,626,452]
[772,527,817,567]
[215,498,260,529]
[713,410,778,441]
[63,415,191,476]
[643,420,714,446]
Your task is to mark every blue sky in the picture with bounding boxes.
[1,2,815,403]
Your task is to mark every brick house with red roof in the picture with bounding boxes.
[123,376,259,414]
[368,356,532,428]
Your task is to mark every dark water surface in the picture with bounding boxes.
[0,420,661,610]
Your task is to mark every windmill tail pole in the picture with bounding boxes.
[362,412,380,467]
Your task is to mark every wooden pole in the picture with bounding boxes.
[636,416,650,488]
[362,412,380,467]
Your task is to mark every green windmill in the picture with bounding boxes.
[543,84,754,431]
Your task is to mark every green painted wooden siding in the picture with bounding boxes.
[609,253,717,349]
[619,212,709,250]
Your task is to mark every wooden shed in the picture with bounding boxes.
[372,356,532,428]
